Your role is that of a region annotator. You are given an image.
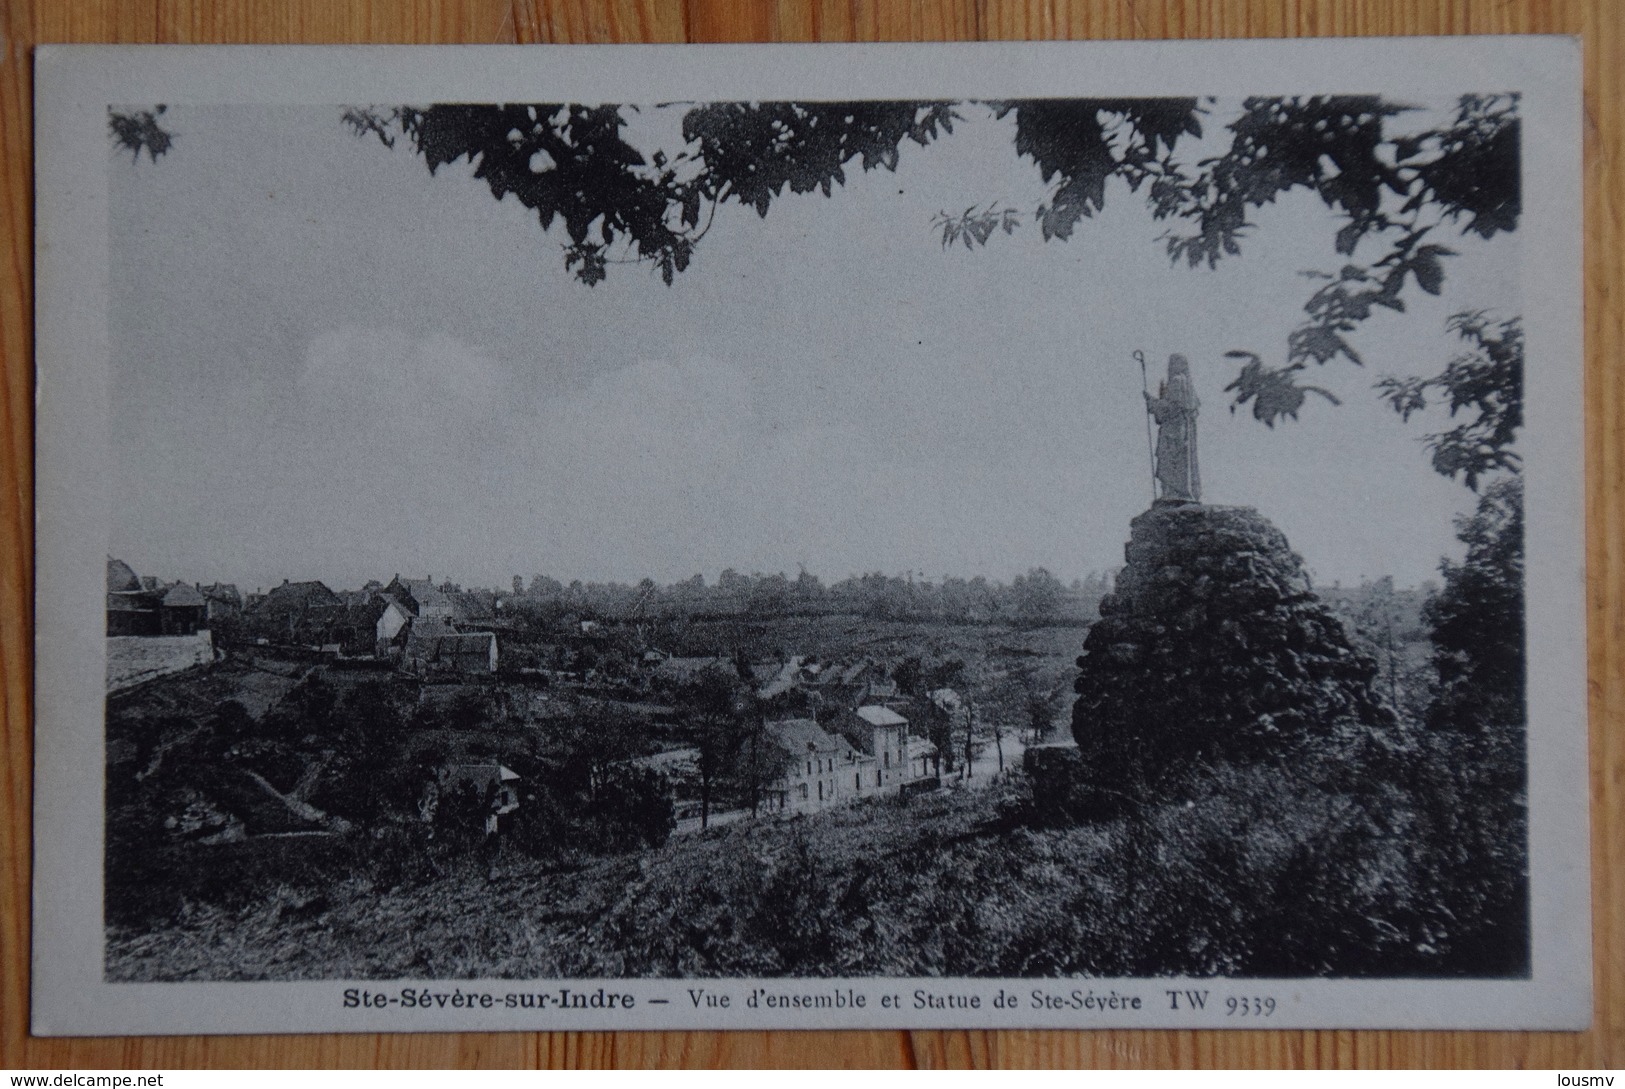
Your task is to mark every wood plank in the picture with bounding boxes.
[2,0,1618,1069]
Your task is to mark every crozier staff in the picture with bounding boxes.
[1144,353,1201,503]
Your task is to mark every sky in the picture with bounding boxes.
[106,101,1519,595]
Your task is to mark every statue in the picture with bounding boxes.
[1145,353,1200,503]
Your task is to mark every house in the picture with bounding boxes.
[107,556,140,593]
[859,678,902,706]
[755,656,806,701]
[449,589,501,627]
[159,582,208,635]
[434,763,521,835]
[801,656,886,717]
[909,737,941,780]
[246,579,344,645]
[402,617,498,676]
[385,575,455,619]
[106,591,158,636]
[762,718,848,813]
[834,704,913,793]
[197,583,242,623]
[106,556,160,635]
[374,594,414,657]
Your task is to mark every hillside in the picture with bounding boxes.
[106,746,1505,982]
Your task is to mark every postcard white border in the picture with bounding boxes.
[32,37,1589,1035]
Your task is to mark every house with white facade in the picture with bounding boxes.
[762,718,847,813]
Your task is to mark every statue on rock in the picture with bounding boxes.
[1070,503,1394,812]
[1145,353,1200,503]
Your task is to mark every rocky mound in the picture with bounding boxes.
[1072,502,1391,797]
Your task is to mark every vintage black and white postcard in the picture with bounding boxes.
[32,38,1587,1034]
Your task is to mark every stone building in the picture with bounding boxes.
[762,718,848,813]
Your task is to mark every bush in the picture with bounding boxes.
[508,764,674,860]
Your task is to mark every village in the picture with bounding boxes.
[104,556,1091,853]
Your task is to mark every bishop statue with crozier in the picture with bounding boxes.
[1145,353,1201,503]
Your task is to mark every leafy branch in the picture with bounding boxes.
[1193,95,1518,424]
[1222,350,1342,427]
[1376,312,1523,490]
[346,101,957,286]
[932,204,1021,249]
[913,95,1519,428]
[338,94,1521,435]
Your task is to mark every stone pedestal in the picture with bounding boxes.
[1071,503,1390,799]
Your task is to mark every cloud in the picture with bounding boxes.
[293,325,511,438]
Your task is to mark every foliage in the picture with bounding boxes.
[1330,577,1436,727]
[311,682,413,825]
[681,101,959,214]
[507,739,675,861]
[430,778,495,851]
[1166,95,1518,426]
[549,699,648,798]
[1371,320,1527,967]
[343,94,1516,425]
[1010,566,1066,628]
[1221,350,1341,426]
[499,565,1103,626]
[1425,476,1525,735]
[1001,97,1203,241]
[985,663,1066,746]
[587,766,677,850]
[675,664,751,826]
[1377,313,1524,490]
[108,770,1525,981]
[345,101,956,286]
[932,204,1020,249]
[208,699,255,740]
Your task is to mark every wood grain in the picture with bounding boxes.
[1,0,1619,1069]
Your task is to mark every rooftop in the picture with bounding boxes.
[766,718,842,753]
[856,705,908,728]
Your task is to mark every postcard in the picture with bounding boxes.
[31,37,1587,1033]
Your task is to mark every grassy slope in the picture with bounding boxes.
[105,753,1427,982]
[106,781,1095,981]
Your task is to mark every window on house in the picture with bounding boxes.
[818,781,823,801]
[854,773,860,790]
[799,783,808,800]
[884,751,889,767]
[876,770,882,787]
[806,760,812,776]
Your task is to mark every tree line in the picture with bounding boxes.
[507,566,1106,627]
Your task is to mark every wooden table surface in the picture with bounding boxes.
[1,0,1620,1070]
